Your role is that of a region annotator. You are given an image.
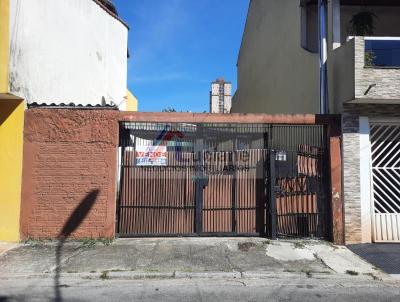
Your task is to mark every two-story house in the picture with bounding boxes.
[232,0,400,244]
[0,0,136,241]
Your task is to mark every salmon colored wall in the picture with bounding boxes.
[20,109,118,239]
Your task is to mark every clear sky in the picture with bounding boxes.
[113,0,249,112]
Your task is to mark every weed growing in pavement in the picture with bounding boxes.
[79,237,114,249]
[238,242,257,252]
[100,271,109,280]
[81,238,97,249]
[283,269,296,273]
[24,238,46,247]
[364,273,381,281]
[99,238,114,246]
[301,269,312,278]
[293,241,306,249]
[346,270,359,276]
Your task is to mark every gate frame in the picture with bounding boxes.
[369,117,400,243]
[117,112,344,244]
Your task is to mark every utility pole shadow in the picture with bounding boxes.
[55,190,100,302]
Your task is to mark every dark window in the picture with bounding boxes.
[365,39,400,68]
[300,2,318,53]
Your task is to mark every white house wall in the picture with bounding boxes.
[359,116,372,243]
[8,0,128,106]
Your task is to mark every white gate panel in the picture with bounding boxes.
[370,122,400,243]
[374,214,400,242]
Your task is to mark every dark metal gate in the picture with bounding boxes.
[268,126,329,239]
[117,122,329,239]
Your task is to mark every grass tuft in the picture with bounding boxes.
[346,270,359,276]
[100,271,109,280]
[24,238,45,247]
[293,241,306,249]
[238,242,257,252]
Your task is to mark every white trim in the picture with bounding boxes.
[332,0,341,50]
[365,37,400,41]
[360,116,372,243]
[370,136,376,243]
[369,117,400,124]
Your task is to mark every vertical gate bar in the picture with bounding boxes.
[232,151,237,233]
[259,131,269,236]
[195,152,203,234]
[195,124,204,234]
[116,125,123,235]
[270,150,277,239]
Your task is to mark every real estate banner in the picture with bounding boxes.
[136,145,167,166]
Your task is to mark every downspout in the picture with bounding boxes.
[318,0,329,114]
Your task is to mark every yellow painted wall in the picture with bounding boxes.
[126,89,138,111]
[0,99,24,242]
[0,0,10,93]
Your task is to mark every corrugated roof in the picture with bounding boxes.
[28,102,118,109]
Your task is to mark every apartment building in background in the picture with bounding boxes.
[210,78,232,113]
[232,0,400,244]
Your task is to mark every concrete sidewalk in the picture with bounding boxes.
[0,242,20,257]
[0,238,389,281]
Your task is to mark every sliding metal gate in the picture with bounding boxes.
[117,122,329,239]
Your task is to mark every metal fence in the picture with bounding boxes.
[117,122,329,239]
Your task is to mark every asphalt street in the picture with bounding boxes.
[1,239,399,301]
[1,276,400,302]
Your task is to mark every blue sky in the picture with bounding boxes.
[113,0,249,112]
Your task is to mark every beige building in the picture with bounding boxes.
[232,0,400,114]
[210,78,232,113]
[232,0,400,244]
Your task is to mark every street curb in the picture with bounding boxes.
[0,270,394,282]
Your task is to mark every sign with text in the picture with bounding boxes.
[136,145,167,166]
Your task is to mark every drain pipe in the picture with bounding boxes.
[318,0,329,114]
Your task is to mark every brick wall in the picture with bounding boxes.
[20,109,119,239]
[19,110,344,242]
[342,113,361,244]
[354,37,400,100]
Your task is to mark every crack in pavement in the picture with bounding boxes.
[47,246,92,273]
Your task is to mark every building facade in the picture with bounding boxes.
[232,0,400,244]
[0,0,135,242]
[7,0,130,108]
[210,78,232,113]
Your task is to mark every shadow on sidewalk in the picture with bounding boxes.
[55,190,99,302]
